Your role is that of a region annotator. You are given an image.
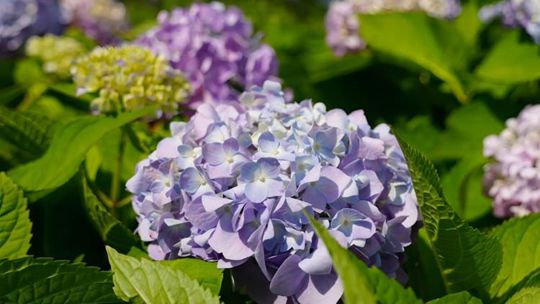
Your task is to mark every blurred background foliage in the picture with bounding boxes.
[1,0,540,300]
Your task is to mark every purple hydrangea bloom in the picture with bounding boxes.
[479,0,540,44]
[60,0,128,45]
[325,0,462,56]
[127,81,420,303]
[0,0,64,55]
[484,105,540,218]
[325,1,366,56]
[135,2,279,110]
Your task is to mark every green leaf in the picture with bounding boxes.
[85,146,102,181]
[106,246,221,304]
[359,13,466,102]
[397,102,503,162]
[0,173,32,259]
[497,268,540,303]
[98,128,147,182]
[82,177,140,253]
[121,247,224,295]
[404,230,447,301]
[453,0,483,47]
[0,257,119,303]
[307,214,421,304]
[476,30,540,84]
[507,288,540,304]
[0,106,54,156]
[489,213,540,298]
[13,59,46,87]
[162,259,224,295]
[427,291,482,304]
[8,107,155,193]
[397,137,502,293]
[442,157,492,221]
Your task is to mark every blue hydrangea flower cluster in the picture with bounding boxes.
[135,2,279,110]
[484,105,540,218]
[480,0,540,44]
[0,0,65,55]
[127,81,420,303]
[325,0,462,56]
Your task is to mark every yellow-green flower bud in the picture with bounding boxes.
[72,45,191,117]
[25,34,86,78]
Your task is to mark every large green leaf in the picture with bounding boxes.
[82,177,140,253]
[427,291,482,304]
[307,214,421,304]
[476,30,540,84]
[396,102,503,162]
[359,13,466,102]
[0,106,54,156]
[489,213,540,298]
[398,138,502,293]
[0,173,32,259]
[404,230,447,301]
[0,257,119,303]
[8,107,155,192]
[442,157,492,221]
[398,103,502,220]
[106,247,220,304]
[507,288,540,304]
[162,259,224,295]
[499,268,540,303]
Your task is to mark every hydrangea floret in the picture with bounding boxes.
[127,81,420,303]
[136,2,279,109]
[1,0,65,55]
[25,34,85,78]
[484,105,540,218]
[61,0,128,45]
[325,0,462,56]
[72,45,190,116]
[479,0,540,44]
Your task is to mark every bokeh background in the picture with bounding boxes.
[1,0,539,301]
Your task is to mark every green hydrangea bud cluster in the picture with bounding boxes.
[72,45,191,116]
[25,34,86,78]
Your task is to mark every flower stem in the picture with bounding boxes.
[110,128,127,214]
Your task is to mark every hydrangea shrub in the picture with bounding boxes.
[0,0,65,55]
[136,2,279,109]
[71,45,191,116]
[480,0,540,44]
[60,0,128,45]
[325,0,462,56]
[484,105,540,218]
[127,81,420,303]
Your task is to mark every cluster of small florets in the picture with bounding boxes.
[480,0,540,44]
[25,34,85,78]
[61,0,128,45]
[325,0,462,56]
[127,81,420,303]
[72,45,190,116]
[0,0,65,55]
[136,2,279,109]
[484,105,540,218]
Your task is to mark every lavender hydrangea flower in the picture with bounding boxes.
[135,2,279,110]
[479,0,540,44]
[60,0,128,45]
[1,0,64,55]
[127,81,420,303]
[325,0,461,56]
[484,105,540,218]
